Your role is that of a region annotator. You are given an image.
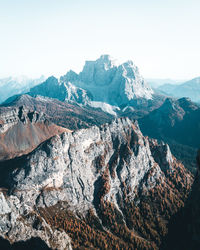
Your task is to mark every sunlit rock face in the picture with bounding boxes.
[62,55,153,106]
[0,118,192,249]
[25,55,153,116]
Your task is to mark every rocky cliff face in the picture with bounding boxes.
[25,55,154,115]
[62,55,153,106]
[0,105,70,160]
[0,118,193,249]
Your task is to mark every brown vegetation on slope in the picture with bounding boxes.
[37,149,192,249]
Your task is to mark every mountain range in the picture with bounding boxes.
[0,55,200,249]
[147,78,184,89]
[157,77,200,103]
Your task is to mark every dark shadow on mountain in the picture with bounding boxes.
[161,152,200,250]
[0,236,51,250]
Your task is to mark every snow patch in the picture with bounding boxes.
[89,101,120,116]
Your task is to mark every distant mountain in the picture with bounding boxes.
[157,77,200,102]
[25,55,156,115]
[62,55,154,105]
[146,78,184,89]
[0,76,45,104]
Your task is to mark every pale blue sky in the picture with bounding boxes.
[0,0,199,79]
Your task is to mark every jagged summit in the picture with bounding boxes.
[84,54,119,69]
[66,55,153,104]
[84,54,118,69]
[19,55,154,112]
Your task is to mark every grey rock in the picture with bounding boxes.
[26,55,154,115]
[7,118,176,211]
[0,117,188,248]
[0,193,11,215]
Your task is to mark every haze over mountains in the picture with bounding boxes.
[147,78,184,89]
[0,76,45,104]
[157,77,200,103]
[0,55,200,249]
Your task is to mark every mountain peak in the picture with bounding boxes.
[82,54,118,73]
[17,55,154,110]
[99,54,112,61]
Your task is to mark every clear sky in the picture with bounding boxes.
[0,0,199,79]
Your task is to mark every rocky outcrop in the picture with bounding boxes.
[0,118,193,249]
[0,192,72,249]
[0,105,70,160]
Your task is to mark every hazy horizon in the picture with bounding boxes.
[0,0,199,80]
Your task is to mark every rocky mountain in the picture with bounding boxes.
[0,118,193,249]
[61,55,154,105]
[157,77,200,103]
[0,76,45,104]
[138,97,200,172]
[23,55,157,116]
[0,105,70,160]
[2,94,113,130]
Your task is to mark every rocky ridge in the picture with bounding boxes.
[2,94,113,130]
[0,118,193,249]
